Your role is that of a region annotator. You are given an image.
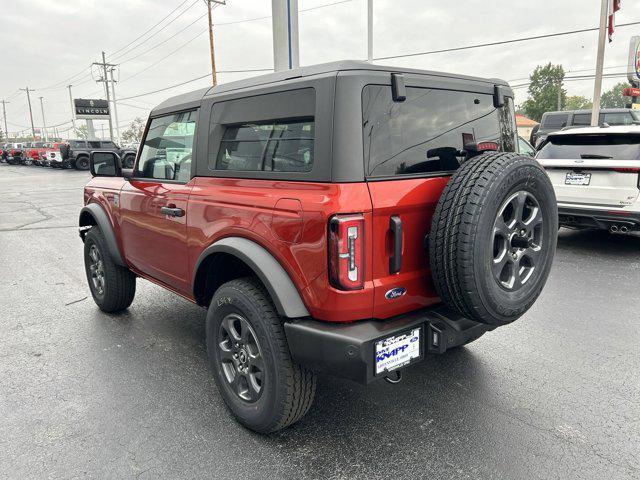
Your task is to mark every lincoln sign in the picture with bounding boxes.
[74,99,109,120]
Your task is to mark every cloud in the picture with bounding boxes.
[2,0,639,135]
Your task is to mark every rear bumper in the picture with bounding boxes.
[284,306,493,385]
[558,205,640,230]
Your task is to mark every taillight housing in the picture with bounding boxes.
[329,214,364,290]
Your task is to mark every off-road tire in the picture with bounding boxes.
[83,227,136,312]
[429,152,557,326]
[75,156,90,170]
[206,277,316,433]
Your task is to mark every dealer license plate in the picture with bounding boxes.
[375,327,421,375]
[565,172,591,185]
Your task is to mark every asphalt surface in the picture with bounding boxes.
[1,163,638,480]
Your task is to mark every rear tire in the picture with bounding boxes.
[429,152,557,326]
[75,156,89,170]
[83,227,136,312]
[206,277,316,433]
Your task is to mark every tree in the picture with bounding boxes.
[121,117,146,144]
[521,63,566,122]
[600,82,628,108]
[0,129,5,142]
[74,124,88,139]
[564,95,592,110]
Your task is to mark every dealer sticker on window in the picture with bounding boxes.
[375,328,421,375]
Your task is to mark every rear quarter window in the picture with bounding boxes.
[542,113,568,129]
[362,85,516,177]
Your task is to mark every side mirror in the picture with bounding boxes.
[90,151,122,177]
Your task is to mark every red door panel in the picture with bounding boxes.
[367,177,449,319]
[119,180,194,294]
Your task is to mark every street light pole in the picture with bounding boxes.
[367,0,373,62]
[38,96,48,142]
[272,0,299,71]
[591,0,609,126]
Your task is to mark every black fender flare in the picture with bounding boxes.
[194,237,310,319]
[79,204,125,266]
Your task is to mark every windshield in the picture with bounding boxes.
[537,133,640,160]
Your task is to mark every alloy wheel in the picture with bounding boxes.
[218,313,265,403]
[88,244,105,296]
[492,191,544,290]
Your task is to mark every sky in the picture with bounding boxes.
[2,0,640,139]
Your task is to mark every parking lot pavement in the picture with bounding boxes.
[1,163,639,480]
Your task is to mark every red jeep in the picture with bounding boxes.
[80,62,557,433]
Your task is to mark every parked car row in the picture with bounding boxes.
[531,107,640,147]
[0,140,138,170]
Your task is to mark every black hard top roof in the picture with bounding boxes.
[151,60,509,115]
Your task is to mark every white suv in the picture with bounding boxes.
[536,126,640,233]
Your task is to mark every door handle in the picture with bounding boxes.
[160,205,185,217]
[389,215,402,274]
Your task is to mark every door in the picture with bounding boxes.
[119,110,197,294]
[362,83,517,318]
[536,132,640,208]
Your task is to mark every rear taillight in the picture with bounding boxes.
[612,167,640,173]
[329,214,364,290]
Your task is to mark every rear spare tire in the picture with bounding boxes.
[429,152,557,326]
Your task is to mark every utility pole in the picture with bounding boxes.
[93,52,116,140]
[67,85,76,132]
[591,0,609,126]
[19,87,37,139]
[206,0,226,86]
[367,0,373,62]
[1,100,9,140]
[38,97,48,142]
[109,67,121,144]
[557,81,562,110]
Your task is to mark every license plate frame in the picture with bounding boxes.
[565,172,591,186]
[374,327,422,376]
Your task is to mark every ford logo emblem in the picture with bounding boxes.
[385,287,406,300]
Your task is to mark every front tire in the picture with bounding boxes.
[83,227,136,312]
[206,277,316,433]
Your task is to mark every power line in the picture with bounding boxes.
[109,0,201,62]
[118,12,208,65]
[118,67,274,101]
[108,0,191,57]
[511,72,629,89]
[119,73,212,100]
[373,20,640,61]
[120,27,210,83]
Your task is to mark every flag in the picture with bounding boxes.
[608,0,621,42]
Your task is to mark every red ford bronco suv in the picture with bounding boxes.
[79,61,557,433]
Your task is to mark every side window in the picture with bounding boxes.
[88,141,101,149]
[572,113,591,126]
[602,112,635,125]
[216,119,314,172]
[100,141,117,149]
[543,114,568,129]
[135,110,196,182]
